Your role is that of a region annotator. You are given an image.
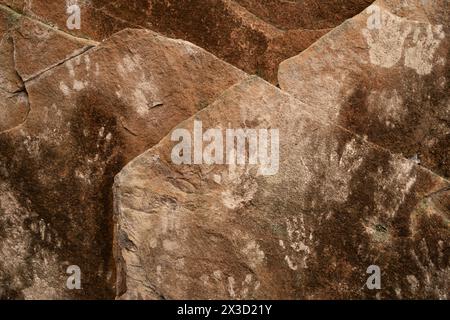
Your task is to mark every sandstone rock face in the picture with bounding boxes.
[0,8,246,298]
[0,4,95,134]
[235,0,374,30]
[3,7,96,82]
[1,0,448,301]
[0,0,374,83]
[279,0,449,178]
[114,76,449,299]
[0,0,132,41]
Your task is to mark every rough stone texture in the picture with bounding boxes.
[0,0,448,301]
[0,90,28,133]
[0,0,133,41]
[235,0,374,30]
[0,0,374,83]
[0,8,23,93]
[114,76,449,299]
[0,21,246,298]
[0,4,93,134]
[279,0,449,178]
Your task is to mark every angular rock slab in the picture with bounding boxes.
[0,1,132,41]
[114,77,449,299]
[0,9,22,93]
[235,0,374,30]
[0,0,374,83]
[0,28,246,299]
[0,89,28,132]
[0,4,97,84]
[279,0,449,178]
[0,4,93,135]
[92,0,374,83]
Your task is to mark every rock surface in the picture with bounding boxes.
[0,0,373,83]
[279,0,449,178]
[114,76,449,299]
[0,4,93,135]
[0,13,246,298]
[0,0,448,300]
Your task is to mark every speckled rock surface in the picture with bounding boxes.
[0,22,246,299]
[114,77,449,299]
[0,0,448,300]
[279,0,449,178]
[0,0,374,83]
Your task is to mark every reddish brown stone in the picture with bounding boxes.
[114,77,449,299]
[0,0,374,82]
[0,22,246,299]
[279,0,449,178]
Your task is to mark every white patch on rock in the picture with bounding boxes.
[95,63,100,77]
[156,265,163,284]
[73,80,85,91]
[149,238,158,248]
[285,255,298,271]
[362,10,411,68]
[405,24,445,75]
[406,274,419,293]
[226,274,259,299]
[213,174,222,184]
[241,240,265,268]
[227,277,236,298]
[59,82,70,96]
[213,270,222,280]
[133,89,149,116]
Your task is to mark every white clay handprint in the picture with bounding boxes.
[405,24,445,75]
[363,11,412,68]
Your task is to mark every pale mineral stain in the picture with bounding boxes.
[285,255,298,271]
[227,277,236,298]
[241,240,265,268]
[59,82,70,96]
[133,89,149,116]
[405,24,445,75]
[362,9,411,68]
[73,80,85,91]
[213,270,222,280]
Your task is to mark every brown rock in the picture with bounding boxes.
[1,0,447,301]
[0,4,88,145]
[114,76,449,299]
[0,1,374,82]
[0,26,246,299]
[235,0,374,30]
[0,90,28,133]
[0,0,132,41]
[0,7,23,93]
[279,0,449,178]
